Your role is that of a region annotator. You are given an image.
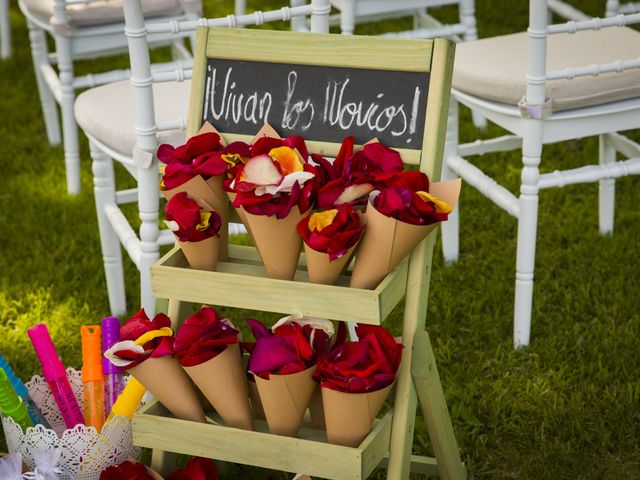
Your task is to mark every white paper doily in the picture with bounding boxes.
[1,368,144,480]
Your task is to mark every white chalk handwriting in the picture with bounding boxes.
[203,65,424,144]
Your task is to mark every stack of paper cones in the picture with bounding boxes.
[128,356,206,423]
[254,366,317,437]
[304,242,359,285]
[243,206,306,280]
[350,179,461,289]
[321,382,394,447]
[182,343,254,430]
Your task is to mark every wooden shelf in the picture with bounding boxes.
[151,245,408,325]
[133,400,392,480]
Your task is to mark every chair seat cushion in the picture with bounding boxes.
[22,0,184,27]
[75,80,190,157]
[453,27,640,112]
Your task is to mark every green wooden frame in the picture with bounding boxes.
[136,27,465,480]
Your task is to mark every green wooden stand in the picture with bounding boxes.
[131,28,465,479]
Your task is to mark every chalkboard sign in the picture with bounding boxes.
[200,58,429,149]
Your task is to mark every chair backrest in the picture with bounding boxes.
[186,27,454,179]
[380,0,477,42]
[50,0,200,30]
[524,2,640,113]
[122,0,332,170]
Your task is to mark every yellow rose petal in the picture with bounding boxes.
[309,209,339,232]
[134,326,174,346]
[221,153,245,167]
[269,146,303,174]
[196,211,212,231]
[416,191,453,214]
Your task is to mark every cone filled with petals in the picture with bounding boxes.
[104,309,205,423]
[314,324,403,447]
[248,315,334,437]
[350,172,461,289]
[174,306,253,430]
[297,204,365,285]
[229,124,316,280]
[164,192,222,271]
[314,137,404,210]
[158,123,232,259]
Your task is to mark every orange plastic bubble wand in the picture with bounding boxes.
[81,326,105,432]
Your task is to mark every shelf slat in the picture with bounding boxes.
[133,400,392,479]
[151,246,408,324]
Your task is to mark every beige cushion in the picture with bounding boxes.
[75,80,190,156]
[22,0,184,27]
[453,27,640,112]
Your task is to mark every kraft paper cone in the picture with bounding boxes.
[252,123,281,141]
[254,365,317,437]
[183,343,254,431]
[129,356,206,423]
[243,207,305,280]
[304,242,358,285]
[321,382,393,447]
[178,235,220,271]
[308,385,325,430]
[195,121,227,147]
[247,377,266,420]
[350,179,461,289]
[227,191,252,239]
[162,174,230,261]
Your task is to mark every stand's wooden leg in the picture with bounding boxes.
[412,330,466,480]
[387,234,437,479]
[148,298,192,471]
[150,449,177,476]
[167,299,193,330]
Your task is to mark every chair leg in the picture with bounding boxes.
[459,0,486,130]
[441,98,460,264]
[138,165,160,316]
[27,22,61,145]
[605,0,619,16]
[234,0,246,16]
[340,0,356,35]
[54,34,81,194]
[513,122,543,348]
[0,0,10,59]
[598,134,615,236]
[290,0,307,31]
[90,140,127,316]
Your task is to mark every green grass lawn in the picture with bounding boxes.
[1,1,639,478]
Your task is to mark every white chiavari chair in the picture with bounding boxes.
[441,4,640,347]
[75,0,331,316]
[19,0,201,194]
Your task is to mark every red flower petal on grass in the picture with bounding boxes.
[167,457,219,480]
[100,460,153,480]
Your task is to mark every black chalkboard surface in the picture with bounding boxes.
[201,58,430,149]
